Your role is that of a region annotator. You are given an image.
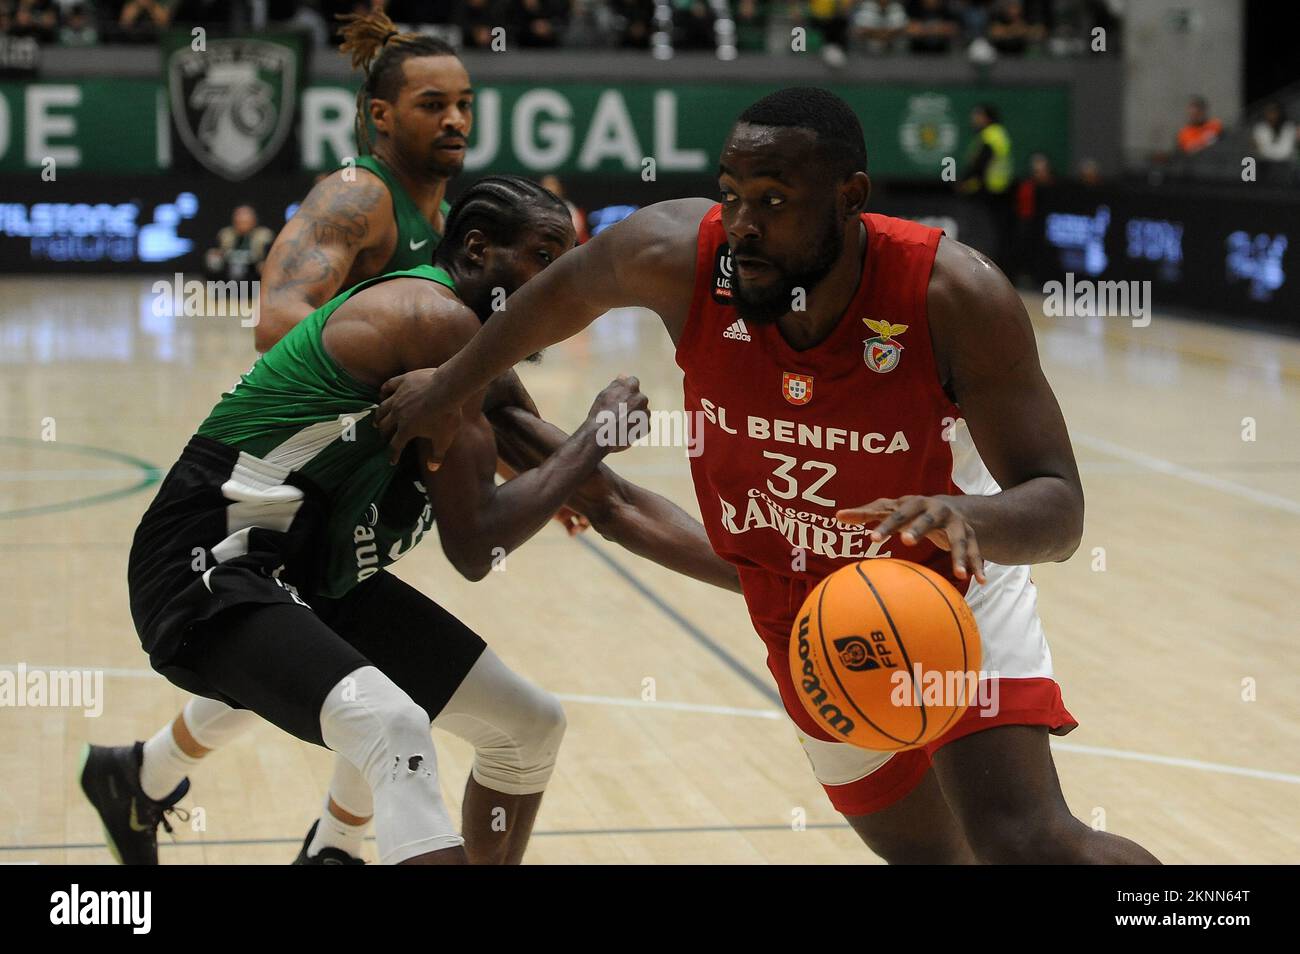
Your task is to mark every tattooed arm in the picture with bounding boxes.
[254,170,395,351]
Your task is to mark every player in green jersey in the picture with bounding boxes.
[82,176,739,865]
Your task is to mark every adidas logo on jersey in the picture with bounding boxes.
[722,318,751,342]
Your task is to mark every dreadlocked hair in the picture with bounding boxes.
[435,176,571,267]
[337,9,458,155]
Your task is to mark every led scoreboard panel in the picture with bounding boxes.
[0,177,310,273]
[1032,183,1296,331]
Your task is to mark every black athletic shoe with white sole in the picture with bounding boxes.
[79,741,190,865]
[292,820,365,865]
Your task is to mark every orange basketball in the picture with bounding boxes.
[788,559,982,751]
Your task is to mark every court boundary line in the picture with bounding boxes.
[1073,432,1300,516]
[8,662,1296,785]
[0,822,855,855]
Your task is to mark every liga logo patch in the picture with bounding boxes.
[862,318,907,373]
[782,371,813,405]
[712,244,734,303]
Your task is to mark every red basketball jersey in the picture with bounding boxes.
[677,205,993,652]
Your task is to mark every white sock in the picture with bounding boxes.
[307,797,369,859]
[139,722,200,801]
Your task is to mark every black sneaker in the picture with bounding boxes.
[292,820,365,865]
[79,742,190,865]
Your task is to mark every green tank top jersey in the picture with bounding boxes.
[353,155,451,272]
[196,264,457,598]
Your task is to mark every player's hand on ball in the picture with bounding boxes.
[586,375,650,452]
[375,367,463,470]
[837,495,987,585]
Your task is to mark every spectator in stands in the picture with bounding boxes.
[610,0,655,48]
[1011,151,1052,283]
[458,0,505,48]
[512,0,568,47]
[906,0,959,55]
[808,0,852,64]
[205,205,275,282]
[986,0,1043,54]
[117,0,173,41]
[732,0,768,52]
[1252,100,1297,186]
[673,0,715,51]
[59,3,98,44]
[1176,96,1223,156]
[853,0,908,54]
[1077,156,1101,186]
[8,0,59,42]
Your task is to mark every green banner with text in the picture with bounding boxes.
[0,80,1068,180]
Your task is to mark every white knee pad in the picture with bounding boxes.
[182,695,260,750]
[432,648,566,796]
[318,666,462,864]
[327,753,374,820]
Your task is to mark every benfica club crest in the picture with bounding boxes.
[168,38,299,181]
[862,318,908,373]
[782,371,813,405]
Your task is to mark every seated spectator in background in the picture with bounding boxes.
[610,0,655,48]
[1252,101,1297,177]
[986,0,1044,54]
[458,0,504,48]
[1011,151,1052,282]
[117,0,173,41]
[906,0,959,54]
[8,0,60,42]
[1176,96,1223,155]
[512,0,567,47]
[59,2,98,44]
[808,0,852,63]
[673,0,714,50]
[853,0,909,54]
[1077,156,1101,187]
[733,0,768,52]
[612,0,654,48]
[205,205,275,282]
[540,174,590,244]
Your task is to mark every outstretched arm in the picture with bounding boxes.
[490,405,741,594]
[428,378,647,581]
[374,198,711,465]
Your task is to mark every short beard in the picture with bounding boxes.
[730,217,845,326]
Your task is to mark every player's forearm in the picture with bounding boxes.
[592,481,742,594]
[439,251,604,397]
[949,476,1084,565]
[470,422,610,571]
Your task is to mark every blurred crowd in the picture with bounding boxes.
[0,0,1122,58]
[1157,94,1300,188]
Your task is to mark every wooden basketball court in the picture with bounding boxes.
[1,275,1297,864]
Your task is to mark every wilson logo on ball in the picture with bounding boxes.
[795,614,856,737]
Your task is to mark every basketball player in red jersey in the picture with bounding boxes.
[376,88,1159,864]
